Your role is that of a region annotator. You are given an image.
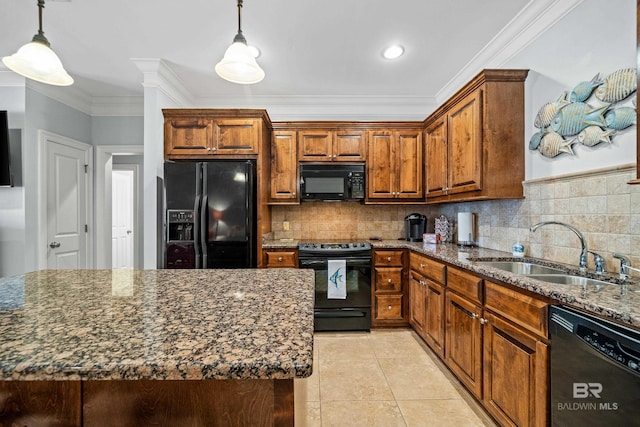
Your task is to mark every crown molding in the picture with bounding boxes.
[27,79,93,116]
[91,96,143,117]
[0,69,26,87]
[436,0,584,103]
[132,58,193,107]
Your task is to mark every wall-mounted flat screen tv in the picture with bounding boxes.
[0,111,13,187]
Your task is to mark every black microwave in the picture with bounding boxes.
[300,163,365,201]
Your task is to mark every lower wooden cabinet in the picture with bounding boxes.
[409,271,427,335]
[482,312,549,427]
[424,279,446,358]
[372,250,408,327]
[445,290,483,399]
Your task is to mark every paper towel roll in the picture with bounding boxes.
[457,212,475,245]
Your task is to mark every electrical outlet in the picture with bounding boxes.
[283,221,290,231]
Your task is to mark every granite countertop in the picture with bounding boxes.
[263,238,640,327]
[0,269,315,381]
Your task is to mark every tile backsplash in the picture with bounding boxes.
[271,165,640,274]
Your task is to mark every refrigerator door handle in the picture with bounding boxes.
[200,193,208,268]
[193,195,201,269]
[200,162,208,269]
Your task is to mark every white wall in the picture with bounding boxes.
[0,86,26,277]
[504,0,636,180]
[92,116,144,146]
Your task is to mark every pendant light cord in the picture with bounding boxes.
[32,0,50,47]
[232,0,247,44]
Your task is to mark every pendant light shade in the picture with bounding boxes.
[2,0,73,86]
[215,0,264,84]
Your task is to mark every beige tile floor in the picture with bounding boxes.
[294,329,497,427]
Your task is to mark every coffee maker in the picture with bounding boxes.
[404,213,427,241]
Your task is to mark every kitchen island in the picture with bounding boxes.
[0,268,315,426]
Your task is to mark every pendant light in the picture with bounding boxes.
[2,0,73,86]
[215,0,264,84]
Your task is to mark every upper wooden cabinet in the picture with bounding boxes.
[270,131,299,203]
[163,109,271,159]
[424,69,529,203]
[367,128,423,201]
[298,129,366,162]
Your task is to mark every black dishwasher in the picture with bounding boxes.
[550,306,640,426]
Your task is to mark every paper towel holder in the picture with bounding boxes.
[457,212,476,247]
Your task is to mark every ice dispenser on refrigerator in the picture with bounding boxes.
[166,209,195,269]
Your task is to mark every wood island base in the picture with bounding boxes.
[0,378,294,427]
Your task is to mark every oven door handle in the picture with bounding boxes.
[315,309,366,318]
[299,257,371,268]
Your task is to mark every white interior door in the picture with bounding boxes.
[46,138,90,269]
[112,169,134,269]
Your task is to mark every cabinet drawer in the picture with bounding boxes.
[375,295,404,320]
[264,250,298,268]
[374,267,403,292]
[410,252,446,284]
[374,250,404,266]
[484,281,548,338]
[447,266,483,304]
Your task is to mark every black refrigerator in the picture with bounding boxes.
[163,160,257,269]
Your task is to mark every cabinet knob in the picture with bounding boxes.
[277,256,283,262]
[387,278,392,284]
[480,318,488,325]
[387,256,392,262]
[420,263,425,268]
[211,147,217,151]
[206,147,211,151]
[387,305,393,310]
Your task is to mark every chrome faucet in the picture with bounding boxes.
[529,221,588,272]
[612,253,640,279]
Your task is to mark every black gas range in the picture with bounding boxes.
[298,242,372,331]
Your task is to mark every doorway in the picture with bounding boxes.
[95,145,143,269]
[112,165,138,269]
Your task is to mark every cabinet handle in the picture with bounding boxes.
[277,256,283,262]
[480,318,488,325]
[421,280,427,286]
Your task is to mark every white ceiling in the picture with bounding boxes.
[1,0,534,105]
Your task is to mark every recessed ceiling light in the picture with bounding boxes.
[382,45,404,60]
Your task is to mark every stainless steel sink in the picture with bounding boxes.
[475,261,566,275]
[526,274,616,287]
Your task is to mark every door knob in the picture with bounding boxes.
[49,241,61,249]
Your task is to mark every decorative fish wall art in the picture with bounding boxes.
[530,67,637,158]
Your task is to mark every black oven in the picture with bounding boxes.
[298,242,372,331]
[299,163,365,201]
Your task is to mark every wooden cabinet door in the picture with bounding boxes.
[425,117,448,197]
[165,118,214,156]
[270,131,299,202]
[483,312,548,427]
[298,131,333,161]
[395,130,423,199]
[445,291,483,399]
[334,130,366,161]
[425,279,445,359]
[215,118,259,154]
[448,89,482,194]
[409,271,427,335]
[367,130,395,199]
